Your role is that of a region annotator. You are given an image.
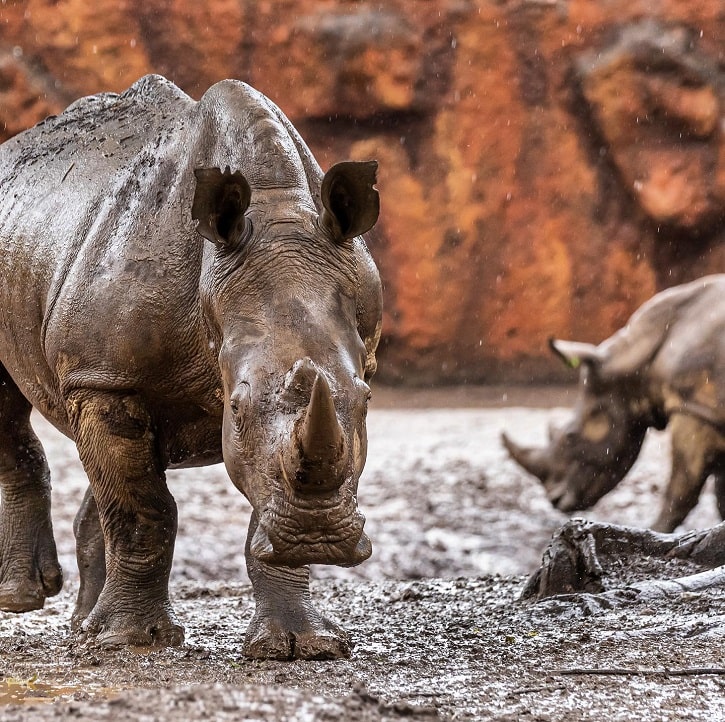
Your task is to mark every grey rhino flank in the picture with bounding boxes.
[0,75,383,659]
[503,275,725,533]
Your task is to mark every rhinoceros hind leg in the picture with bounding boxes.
[712,468,725,522]
[0,365,62,612]
[71,486,106,629]
[243,513,350,660]
[67,389,183,647]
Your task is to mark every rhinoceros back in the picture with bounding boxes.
[0,77,203,415]
[4,75,190,167]
[600,275,725,426]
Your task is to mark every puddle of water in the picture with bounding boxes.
[0,677,117,706]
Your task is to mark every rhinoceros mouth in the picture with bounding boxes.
[552,493,590,513]
[249,492,372,568]
[545,477,588,512]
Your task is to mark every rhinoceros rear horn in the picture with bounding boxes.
[282,357,318,403]
[501,432,551,482]
[192,166,252,247]
[320,160,380,241]
[293,372,347,493]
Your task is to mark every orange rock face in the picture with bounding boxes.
[578,21,725,232]
[1,1,724,383]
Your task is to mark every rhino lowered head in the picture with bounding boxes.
[502,338,650,513]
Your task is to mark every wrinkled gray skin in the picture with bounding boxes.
[503,275,725,533]
[0,75,383,659]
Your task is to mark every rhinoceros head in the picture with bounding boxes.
[502,339,650,512]
[192,161,381,568]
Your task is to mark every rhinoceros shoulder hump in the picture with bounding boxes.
[196,80,310,191]
[119,74,193,106]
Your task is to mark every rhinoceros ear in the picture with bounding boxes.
[192,166,252,247]
[320,161,380,241]
[549,338,603,370]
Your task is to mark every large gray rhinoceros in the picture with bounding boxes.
[0,75,382,659]
[503,275,725,533]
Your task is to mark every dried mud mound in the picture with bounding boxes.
[1,577,725,721]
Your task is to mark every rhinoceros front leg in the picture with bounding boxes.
[0,366,63,611]
[67,390,183,647]
[652,414,720,533]
[70,486,106,629]
[243,512,350,660]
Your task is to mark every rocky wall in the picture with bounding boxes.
[1,0,724,383]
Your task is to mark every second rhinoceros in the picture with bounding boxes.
[0,75,382,659]
[503,275,725,533]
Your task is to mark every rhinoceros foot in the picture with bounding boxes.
[79,600,185,648]
[243,612,351,661]
[94,623,185,649]
[0,516,63,612]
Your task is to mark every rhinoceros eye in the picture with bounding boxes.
[229,382,251,429]
[229,400,243,431]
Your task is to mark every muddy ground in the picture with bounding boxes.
[0,386,724,720]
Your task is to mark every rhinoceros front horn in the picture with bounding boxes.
[501,432,551,482]
[291,372,347,494]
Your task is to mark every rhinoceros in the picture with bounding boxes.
[502,275,725,533]
[0,75,382,659]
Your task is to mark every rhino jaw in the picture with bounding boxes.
[545,479,588,512]
[249,512,372,568]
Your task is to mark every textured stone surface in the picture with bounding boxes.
[578,20,725,232]
[1,0,725,383]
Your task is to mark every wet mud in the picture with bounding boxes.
[0,386,723,721]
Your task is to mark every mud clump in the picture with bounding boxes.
[1,578,724,721]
